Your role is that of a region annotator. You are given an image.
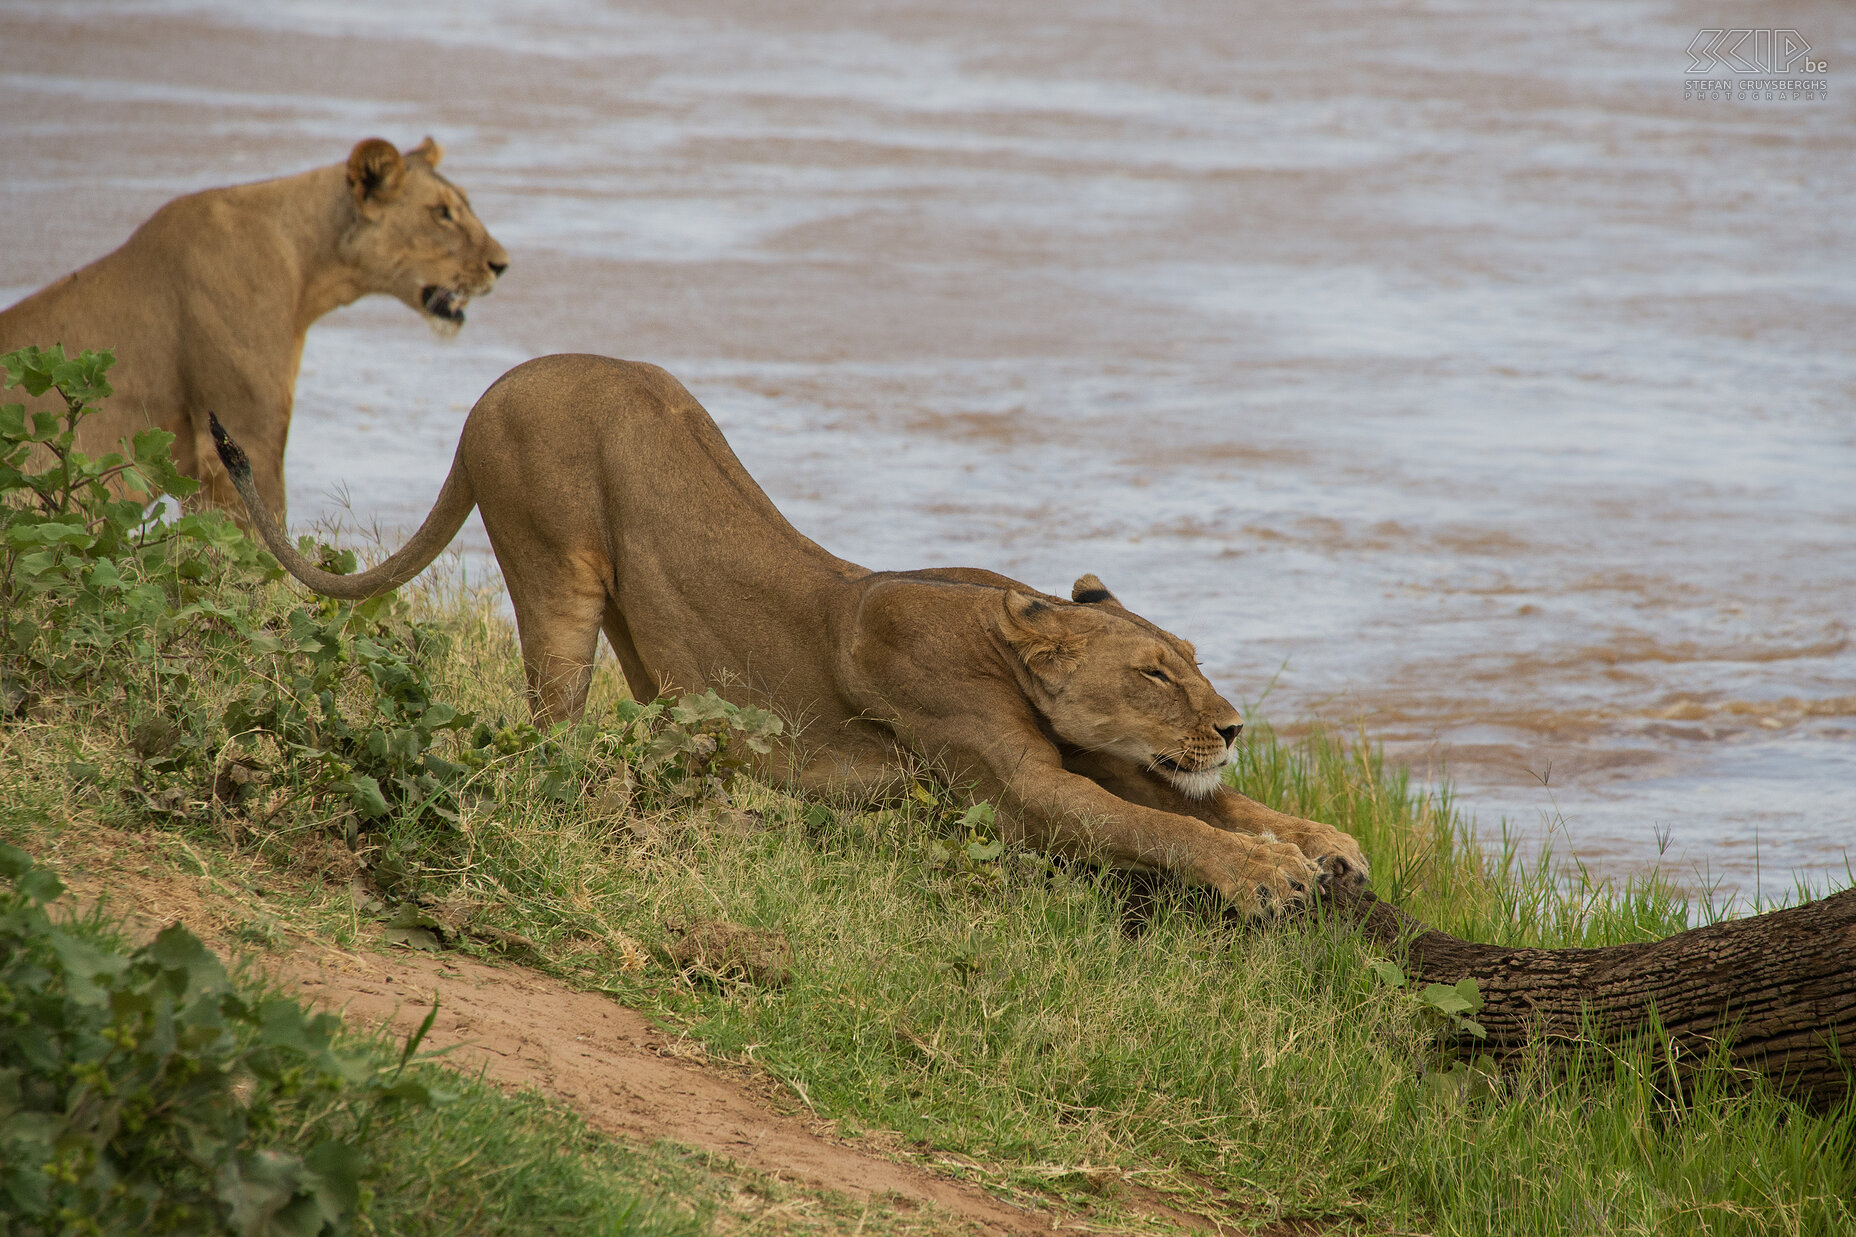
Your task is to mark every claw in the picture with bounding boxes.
[1314,852,1371,895]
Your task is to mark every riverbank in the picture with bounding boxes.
[4,492,1850,1232]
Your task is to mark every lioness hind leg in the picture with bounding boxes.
[792,742,913,803]
[505,572,608,726]
[600,604,662,707]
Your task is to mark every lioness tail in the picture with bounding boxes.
[209,411,477,601]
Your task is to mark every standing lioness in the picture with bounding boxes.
[0,137,508,515]
[214,356,1370,917]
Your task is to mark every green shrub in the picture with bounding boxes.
[2,346,484,834]
[0,845,447,1236]
[1,346,275,696]
[219,604,479,830]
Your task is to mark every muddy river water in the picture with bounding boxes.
[4,0,1852,905]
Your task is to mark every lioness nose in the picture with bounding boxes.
[488,260,509,277]
[1215,721,1243,746]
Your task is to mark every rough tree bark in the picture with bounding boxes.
[1324,886,1856,1111]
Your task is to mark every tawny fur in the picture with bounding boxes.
[216,356,1369,917]
[0,137,508,517]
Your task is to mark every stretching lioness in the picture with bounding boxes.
[0,137,507,515]
[214,356,1369,916]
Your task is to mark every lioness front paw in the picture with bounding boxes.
[1191,834,1322,920]
[1273,824,1372,896]
[1312,848,1371,895]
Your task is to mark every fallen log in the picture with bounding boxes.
[1324,886,1856,1111]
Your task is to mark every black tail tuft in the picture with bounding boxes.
[207,412,251,481]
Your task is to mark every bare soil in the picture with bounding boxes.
[46,824,1247,1236]
[282,947,1060,1234]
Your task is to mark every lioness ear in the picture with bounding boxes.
[999,591,1095,689]
[1071,574,1120,606]
[346,138,406,213]
[406,135,444,168]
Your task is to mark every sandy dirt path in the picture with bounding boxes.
[49,826,1241,1235]
[282,945,1072,1235]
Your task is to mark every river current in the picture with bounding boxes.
[3,0,1851,905]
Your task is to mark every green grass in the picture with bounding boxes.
[0,871,713,1237]
[5,557,1855,1236]
[275,1036,715,1237]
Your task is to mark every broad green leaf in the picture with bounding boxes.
[7,520,93,548]
[85,557,122,589]
[0,843,35,881]
[13,549,58,579]
[347,774,390,819]
[144,923,230,996]
[302,1139,364,1215]
[671,689,733,724]
[16,866,64,906]
[383,900,444,952]
[48,930,130,1006]
[386,902,444,932]
[1419,982,1475,1017]
[257,997,336,1056]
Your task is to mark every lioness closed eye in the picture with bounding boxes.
[212,355,1369,918]
[0,137,508,518]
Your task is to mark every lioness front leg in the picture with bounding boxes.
[1060,749,1371,895]
[187,365,295,518]
[994,760,1323,918]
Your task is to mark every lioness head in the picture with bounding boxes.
[342,137,508,336]
[998,575,1243,799]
